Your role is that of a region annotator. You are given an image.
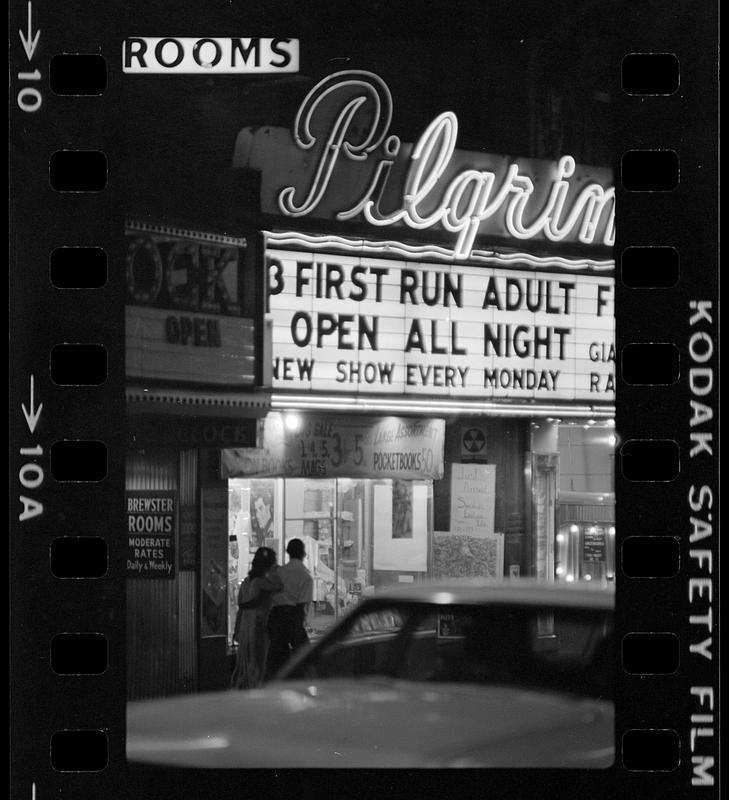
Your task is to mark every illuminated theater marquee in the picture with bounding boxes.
[267,248,615,402]
[240,70,615,261]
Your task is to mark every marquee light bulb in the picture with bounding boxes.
[284,412,302,432]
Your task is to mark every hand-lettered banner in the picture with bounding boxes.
[221,412,444,480]
[449,463,496,537]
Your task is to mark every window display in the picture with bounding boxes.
[249,480,275,550]
[285,478,363,630]
[556,491,615,585]
[227,479,280,647]
[226,475,434,642]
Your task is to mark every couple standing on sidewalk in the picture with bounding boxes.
[231,538,313,690]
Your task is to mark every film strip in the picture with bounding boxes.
[9,1,718,798]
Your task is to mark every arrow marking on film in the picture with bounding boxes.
[19,2,40,61]
[21,375,43,434]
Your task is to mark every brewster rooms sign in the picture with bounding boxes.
[266,248,615,401]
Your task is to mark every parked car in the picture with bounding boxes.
[127,579,614,768]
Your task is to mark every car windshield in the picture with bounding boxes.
[283,600,614,700]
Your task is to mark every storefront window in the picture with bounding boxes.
[555,521,615,585]
[226,476,433,643]
[284,478,366,632]
[556,422,616,586]
[227,478,281,648]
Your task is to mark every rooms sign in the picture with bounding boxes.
[266,248,615,401]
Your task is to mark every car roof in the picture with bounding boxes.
[357,579,614,610]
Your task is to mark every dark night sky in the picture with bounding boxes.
[118,0,622,217]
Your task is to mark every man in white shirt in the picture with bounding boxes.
[267,538,313,679]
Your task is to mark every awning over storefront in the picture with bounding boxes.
[127,386,270,417]
[127,386,271,448]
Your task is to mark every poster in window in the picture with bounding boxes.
[437,464,503,579]
[249,479,275,551]
[433,531,504,579]
[583,526,607,563]
[449,463,496,537]
[373,482,428,571]
[392,480,413,539]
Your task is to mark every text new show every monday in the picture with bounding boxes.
[239,71,615,403]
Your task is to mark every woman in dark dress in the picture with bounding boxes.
[231,547,283,689]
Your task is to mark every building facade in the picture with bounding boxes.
[124,219,268,697]
[222,70,616,643]
[125,68,616,698]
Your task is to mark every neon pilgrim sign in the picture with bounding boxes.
[276,71,615,259]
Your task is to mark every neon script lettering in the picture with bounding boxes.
[278,70,615,259]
